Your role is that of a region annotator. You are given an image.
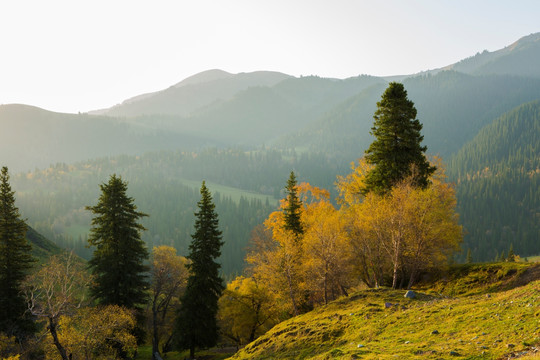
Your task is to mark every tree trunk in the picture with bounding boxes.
[399,266,406,289]
[152,300,160,360]
[323,267,328,305]
[48,316,70,360]
[162,333,174,353]
[408,267,418,290]
[339,283,349,297]
[189,346,195,360]
[249,303,261,342]
[391,232,402,289]
[285,267,298,316]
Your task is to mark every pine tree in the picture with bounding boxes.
[507,244,515,262]
[175,181,224,359]
[363,82,436,195]
[0,166,35,338]
[466,248,473,264]
[283,171,304,238]
[86,175,149,309]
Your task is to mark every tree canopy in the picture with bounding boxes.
[175,181,224,359]
[363,82,436,195]
[283,171,304,238]
[86,174,149,309]
[0,166,35,338]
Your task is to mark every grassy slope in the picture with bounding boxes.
[26,225,63,261]
[231,263,540,360]
[178,178,278,206]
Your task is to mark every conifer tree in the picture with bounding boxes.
[86,175,149,309]
[466,249,473,264]
[363,82,436,195]
[507,244,515,262]
[283,171,304,238]
[0,166,35,338]
[175,181,224,359]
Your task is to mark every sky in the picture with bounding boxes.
[0,0,539,114]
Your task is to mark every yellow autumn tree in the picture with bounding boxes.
[0,333,19,359]
[338,160,391,288]
[218,276,280,346]
[149,246,188,358]
[251,208,306,316]
[299,183,353,305]
[338,159,462,289]
[52,305,137,360]
[246,179,308,317]
[399,165,462,288]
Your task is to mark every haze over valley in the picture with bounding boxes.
[0,32,538,273]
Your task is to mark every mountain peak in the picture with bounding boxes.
[173,69,234,88]
[506,32,540,52]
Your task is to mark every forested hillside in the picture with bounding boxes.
[94,70,292,117]
[449,100,540,261]
[3,33,540,274]
[0,104,219,173]
[26,226,63,261]
[12,149,347,275]
[445,32,540,78]
[280,71,540,159]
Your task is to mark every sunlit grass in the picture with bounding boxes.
[232,263,540,359]
[177,178,278,206]
[524,256,540,263]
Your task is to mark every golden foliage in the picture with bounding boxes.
[149,246,189,354]
[0,333,19,360]
[49,305,137,360]
[218,276,280,345]
[301,184,352,305]
[338,159,463,289]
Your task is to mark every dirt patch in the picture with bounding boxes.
[505,263,540,289]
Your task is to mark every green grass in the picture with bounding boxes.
[231,263,540,360]
[524,256,540,263]
[420,262,534,297]
[178,178,279,206]
[137,345,235,360]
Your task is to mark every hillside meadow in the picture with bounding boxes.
[230,262,540,360]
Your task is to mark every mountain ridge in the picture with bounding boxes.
[90,70,292,118]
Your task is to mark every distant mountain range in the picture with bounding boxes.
[2,32,539,265]
[443,32,540,77]
[90,69,292,117]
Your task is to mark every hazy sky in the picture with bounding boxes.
[1,0,538,113]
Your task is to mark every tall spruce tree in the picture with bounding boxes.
[86,175,149,309]
[363,82,436,195]
[0,166,35,338]
[175,181,224,360]
[283,171,304,238]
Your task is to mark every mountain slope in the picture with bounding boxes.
[26,225,63,261]
[275,82,386,160]
[449,100,540,261]
[0,104,219,172]
[107,74,387,146]
[279,71,540,159]
[232,263,540,360]
[444,32,540,78]
[95,70,292,117]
